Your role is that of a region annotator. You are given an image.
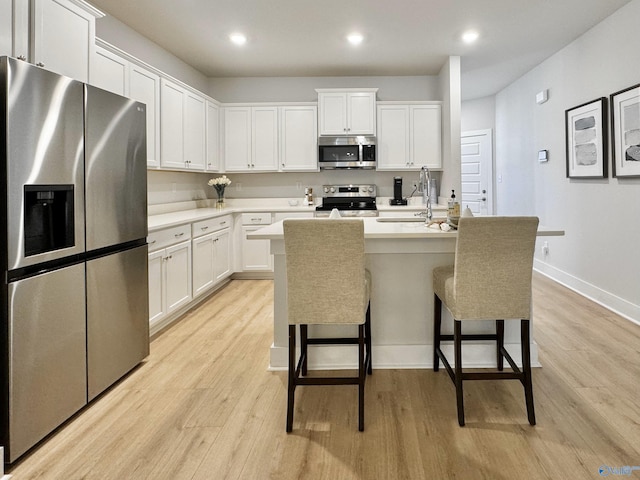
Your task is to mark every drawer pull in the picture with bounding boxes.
[201,226,209,231]
[175,232,185,237]
[149,240,156,244]
[220,221,227,225]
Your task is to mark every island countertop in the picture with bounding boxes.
[249,217,565,240]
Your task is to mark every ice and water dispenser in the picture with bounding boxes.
[23,185,75,257]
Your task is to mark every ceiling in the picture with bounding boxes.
[88,0,633,100]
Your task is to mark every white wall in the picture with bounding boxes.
[209,75,439,103]
[495,0,640,322]
[95,15,210,93]
[461,96,495,133]
[438,57,462,202]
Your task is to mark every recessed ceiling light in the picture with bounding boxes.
[347,33,364,46]
[229,33,247,46]
[462,30,479,44]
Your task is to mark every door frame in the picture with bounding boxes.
[461,129,494,216]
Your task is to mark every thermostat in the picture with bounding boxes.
[538,150,548,163]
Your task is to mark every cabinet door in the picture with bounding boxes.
[377,105,410,170]
[165,240,192,313]
[411,105,441,169]
[206,101,220,172]
[192,233,215,297]
[0,0,12,55]
[130,64,160,168]
[348,92,376,135]
[280,106,318,172]
[160,79,186,169]
[184,91,206,170]
[241,225,272,271]
[32,0,95,82]
[318,92,347,135]
[252,106,279,171]
[213,228,232,281]
[224,107,252,171]
[91,45,128,95]
[148,249,165,327]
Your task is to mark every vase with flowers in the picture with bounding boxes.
[208,175,231,208]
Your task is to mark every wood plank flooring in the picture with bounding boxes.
[9,274,640,479]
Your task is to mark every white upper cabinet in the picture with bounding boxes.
[160,79,186,169]
[410,104,442,169]
[91,45,128,95]
[160,78,206,171]
[316,88,377,136]
[206,101,220,172]
[279,105,318,171]
[129,63,161,168]
[184,91,206,170]
[32,0,103,83]
[377,104,410,170]
[2,0,102,83]
[0,0,13,56]
[252,106,279,171]
[224,106,278,172]
[377,103,442,170]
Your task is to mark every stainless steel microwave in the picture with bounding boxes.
[318,136,376,169]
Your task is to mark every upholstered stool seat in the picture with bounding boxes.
[283,219,372,432]
[433,216,539,426]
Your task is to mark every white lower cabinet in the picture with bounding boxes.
[240,213,273,271]
[147,225,192,330]
[192,215,232,297]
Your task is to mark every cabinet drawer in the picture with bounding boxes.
[148,224,192,251]
[192,215,232,238]
[241,213,272,225]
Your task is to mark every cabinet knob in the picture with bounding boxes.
[36,62,45,67]
[17,55,27,61]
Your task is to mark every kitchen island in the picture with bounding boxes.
[250,218,564,370]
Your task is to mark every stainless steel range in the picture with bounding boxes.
[315,184,378,217]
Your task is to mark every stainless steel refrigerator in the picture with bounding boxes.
[0,56,149,464]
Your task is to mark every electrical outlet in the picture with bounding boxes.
[235,182,242,192]
[296,181,302,190]
[542,241,549,256]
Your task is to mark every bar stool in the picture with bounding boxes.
[432,216,539,426]
[283,219,372,432]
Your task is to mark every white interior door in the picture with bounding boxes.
[461,129,493,215]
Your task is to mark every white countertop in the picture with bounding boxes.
[249,218,565,240]
[147,197,446,232]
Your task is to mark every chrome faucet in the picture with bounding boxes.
[418,166,432,221]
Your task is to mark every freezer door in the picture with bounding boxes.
[87,245,149,401]
[84,85,148,251]
[4,57,85,270]
[8,263,87,462]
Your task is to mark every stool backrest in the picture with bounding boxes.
[453,216,539,320]
[283,219,366,325]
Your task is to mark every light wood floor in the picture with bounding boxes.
[9,274,640,479]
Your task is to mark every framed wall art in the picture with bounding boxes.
[610,83,640,178]
[565,97,608,178]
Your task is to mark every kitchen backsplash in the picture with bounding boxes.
[148,169,442,206]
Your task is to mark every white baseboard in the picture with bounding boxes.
[268,342,540,371]
[534,260,640,327]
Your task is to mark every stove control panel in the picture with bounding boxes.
[321,184,377,198]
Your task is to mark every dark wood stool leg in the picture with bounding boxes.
[300,324,308,376]
[521,319,536,425]
[286,324,296,432]
[433,294,442,372]
[358,324,365,432]
[365,303,372,375]
[496,319,505,371]
[454,320,465,426]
